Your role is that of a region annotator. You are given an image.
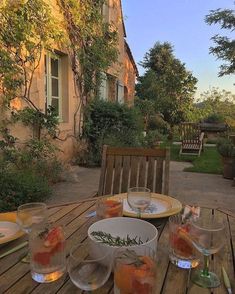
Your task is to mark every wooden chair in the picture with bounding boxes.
[180,122,204,156]
[98,145,170,196]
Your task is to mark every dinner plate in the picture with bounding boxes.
[0,212,24,245]
[111,193,182,219]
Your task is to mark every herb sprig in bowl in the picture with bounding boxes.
[91,231,148,247]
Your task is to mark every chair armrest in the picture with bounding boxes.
[199,132,204,142]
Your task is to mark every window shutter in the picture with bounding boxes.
[117,81,124,103]
[99,72,107,100]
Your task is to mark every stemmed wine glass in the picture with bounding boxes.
[127,187,151,218]
[68,243,112,292]
[189,216,225,288]
[16,202,48,261]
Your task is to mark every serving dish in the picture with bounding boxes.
[88,217,158,260]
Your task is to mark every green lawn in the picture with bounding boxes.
[161,143,222,174]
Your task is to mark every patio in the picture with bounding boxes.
[48,161,235,213]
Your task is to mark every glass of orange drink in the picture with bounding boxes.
[96,197,123,219]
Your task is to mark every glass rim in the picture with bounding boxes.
[169,213,183,223]
[191,219,225,232]
[17,202,47,210]
[128,187,151,193]
[114,245,157,261]
[96,196,123,203]
[70,243,111,263]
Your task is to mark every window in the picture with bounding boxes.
[99,73,124,103]
[117,81,124,103]
[44,53,62,118]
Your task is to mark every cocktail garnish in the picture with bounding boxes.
[116,249,144,267]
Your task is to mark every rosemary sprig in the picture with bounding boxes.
[91,231,148,247]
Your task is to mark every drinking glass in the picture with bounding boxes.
[169,214,200,269]
[17,202,48,262]
[127,187,151,218]
[189,216,225,288]
[30,225,66,283]
[17,202,48,234]
[96,197,123,219]
[68,243,112,292]
[114,246,157,294]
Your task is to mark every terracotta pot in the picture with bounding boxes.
[222,157,235,179]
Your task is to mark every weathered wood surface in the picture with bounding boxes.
[98,145,170,196]
[0,203,234,294]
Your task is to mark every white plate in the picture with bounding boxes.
[0,221,21,243]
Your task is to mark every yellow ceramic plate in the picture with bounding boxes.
[111,193,182,219]
[0,212,24,245]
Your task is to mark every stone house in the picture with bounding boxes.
[7,0,138,161]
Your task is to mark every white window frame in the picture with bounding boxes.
[44,53,62,120]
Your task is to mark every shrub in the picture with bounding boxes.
[217,138,235,158]
[0,130,62,183]
[148,115,170,134]
[80,99,144,165]
[0,169,51,212]
[204,113,225,124]
[142,130,167,147]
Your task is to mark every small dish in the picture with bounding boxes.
[0,212,24,245]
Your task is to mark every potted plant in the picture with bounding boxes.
[217,138,235,179]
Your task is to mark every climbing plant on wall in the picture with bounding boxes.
[0,0,118,137]
[58,0,118,135]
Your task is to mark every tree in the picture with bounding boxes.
[199,88,235,128]
[205,7,235,76]
[136,42,197,129]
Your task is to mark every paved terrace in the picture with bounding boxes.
[47,162,235,213]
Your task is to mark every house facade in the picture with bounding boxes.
[7,0,138,161]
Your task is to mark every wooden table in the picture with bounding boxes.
[0,199,234,294]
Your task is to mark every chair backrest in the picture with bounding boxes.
[98,145,170,196]
[180,122,201,142]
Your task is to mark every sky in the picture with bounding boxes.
[122,0,235,98]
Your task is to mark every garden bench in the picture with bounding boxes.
[180,122,204,156]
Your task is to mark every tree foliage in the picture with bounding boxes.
[0,0,63,108]
[136,42,197,127]
[205,7,235,76]
[199,88,235,127]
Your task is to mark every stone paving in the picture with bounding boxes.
[47,162,235,213]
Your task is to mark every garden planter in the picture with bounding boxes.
[222,157,235,179]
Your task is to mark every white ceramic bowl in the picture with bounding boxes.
[87,217,158,260]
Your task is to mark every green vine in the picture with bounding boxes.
[58,0,119,135]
